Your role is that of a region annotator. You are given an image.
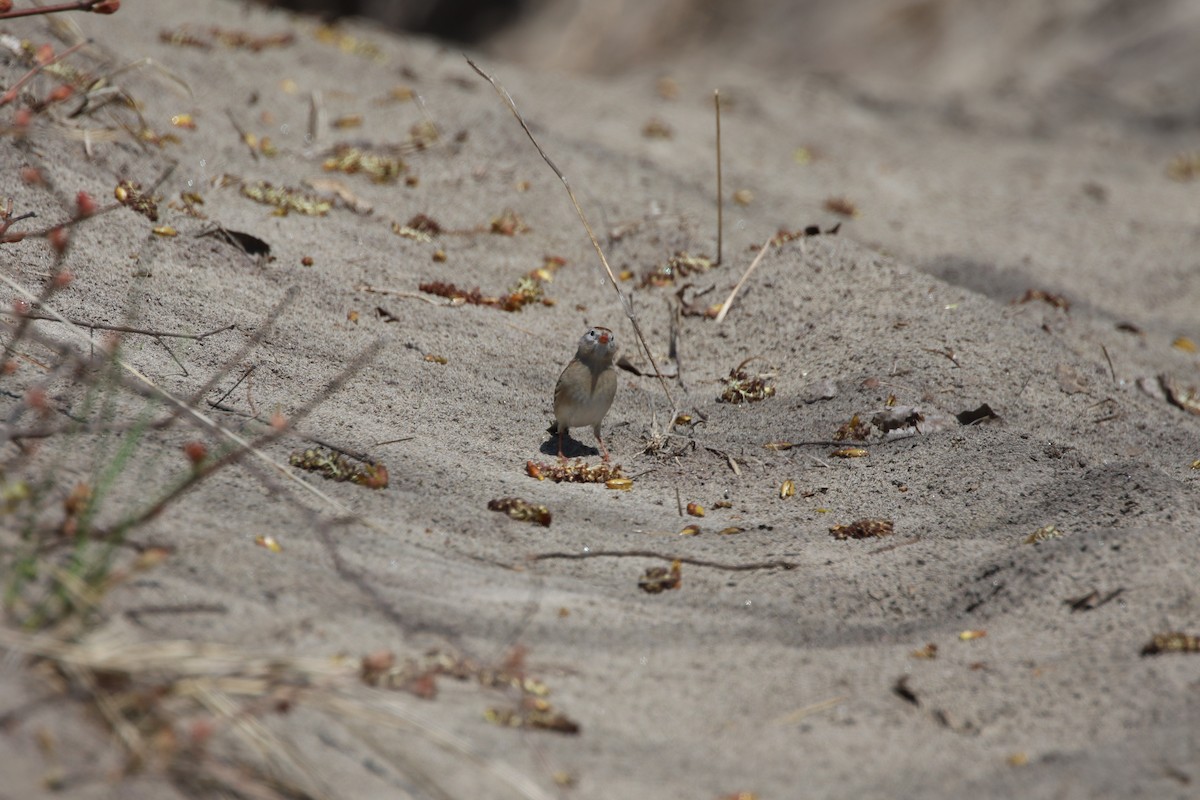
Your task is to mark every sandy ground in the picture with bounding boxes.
[1,1,1199,798]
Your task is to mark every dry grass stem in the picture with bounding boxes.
[356,282,455,305]
[772,694,850,726]
[714,234,780,323]
[714,89,723,266]
[466,57,676,413]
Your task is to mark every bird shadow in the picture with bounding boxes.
[539,431,601,459]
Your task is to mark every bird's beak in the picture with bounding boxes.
[598,333,609,344]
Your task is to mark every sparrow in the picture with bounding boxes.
[550,326,618,460]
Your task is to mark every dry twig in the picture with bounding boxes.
[531,550,796,571]
[16,312,234,341]
[0,272,389,535]
[0,1,118,20]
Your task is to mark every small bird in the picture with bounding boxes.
[550,326,618,461]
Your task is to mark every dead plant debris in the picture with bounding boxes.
[404,213,442,235]
[358,647,580,732]
[1014,289,1070,311]
[225,113,278,156]
[830,518,893,540]
[171,190,207,219]
[322,144,406,183]
[1024,524,1063,544]
[313,23,383,60]
[239,180,332,216]
[1140,632,1200,656]
[641,117,673,138]
[490,207,529,235]
[59,482,92,537]
[1159,374,1200,416]
[638,560,682,594]
[485,698,580,734]
[770,227,811,246]
[160,25,295,51]
[384,85,415,103]
[1167,151,1200,182]
[408,119,440,150]
[823,196,858,217]
[419,281,486,306]
[421,255,561,312]
[419,278,545,312]
[910,643,938,660]
[833,414,872,441]
[391,221,434,242]
[114,180,159,221]
[718,357,775,403]
[289,447,389,489]
[675,283,721,318]
[642,251,714,288]
[830,447,869,458]
[304,177,374,214]
[135,127,182,148]
[488,497,551,527]
[526,459,624,484]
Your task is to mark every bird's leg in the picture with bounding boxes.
[595,427,610,462]
[558,428,567,461]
